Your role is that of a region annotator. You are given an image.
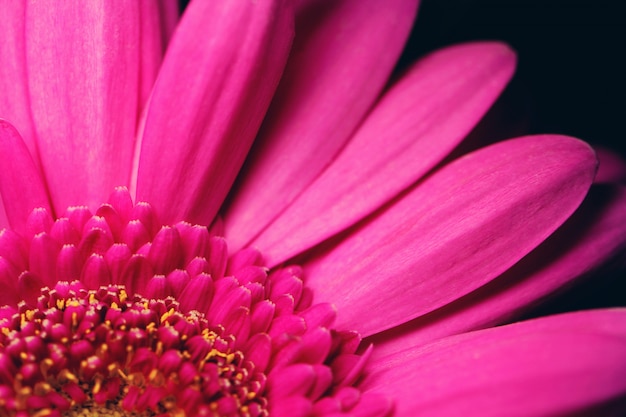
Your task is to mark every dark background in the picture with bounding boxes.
[399,0,625,158]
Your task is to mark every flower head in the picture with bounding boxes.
[1,191,384,416]
[1,1,626,416]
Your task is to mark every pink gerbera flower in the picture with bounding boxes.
[1,1,625,416]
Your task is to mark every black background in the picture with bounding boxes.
[399,0,625,159]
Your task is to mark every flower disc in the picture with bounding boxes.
[1,283,266,416]
[0,189,389,416]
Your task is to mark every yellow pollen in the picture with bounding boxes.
[63,404,137,417]
[41,358,54,376]
[160,308,176,322]
[148,368,159,381]
[93,377,102,394]
[97,343,109,356]
[34,382,52,395]
[58,369,79,384]
[33,408,56,417]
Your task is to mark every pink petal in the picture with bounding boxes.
[305,135,596,336]
[0,202,8,230]
[370,184,626,351]
[0,121,52,234]
[363,309,626,416]
[137,1,169,110]
[81,254,111,289]
[223,0,420,252]
[178,272,213,314]
[269,396,312,417]
[0,2,39,159]
[25,1,143,212]
[157,0,179,46]
[135,0,294,226]
[0,256,19,305]
[595,146,626,184]
[29,232,60,287]
[251,42,517,265]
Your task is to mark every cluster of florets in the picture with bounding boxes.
[0,282,266,416]
[0,188,389,416]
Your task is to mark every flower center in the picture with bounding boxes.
[1,283,264,416]
[0,188,390,416]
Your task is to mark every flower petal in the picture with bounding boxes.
[137,1,168,110]
[0,202,8,230]
[0,121,52,234]
[595,146,626,184]
[25,1,142,212]
[251,42,517,265]
[223,0,419,252]
[135,0,294,225]
[362,309,626,417]
[369,184,626,352]
[0,2,38,159]
[157,0,179,46]
[305,135,596,336]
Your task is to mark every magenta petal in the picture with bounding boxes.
[269,396,312,417]
[29,232,60,287]
[223,0,419,252]
[363,309,626,416]
[0,203,8,230]
[595,146,626,184]
[305,135,596,336]
[157,0,179,45]
[251,42,517,265]
[267,364,316,398]
[370,184,626,351]
[0,3,39,159]
[0,121,52,234]
[178,272,213,314]
[25,1,142,212]
[137,1,168,110]
[135,0,294,226]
